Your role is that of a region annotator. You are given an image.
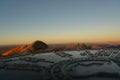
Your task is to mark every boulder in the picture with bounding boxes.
[27,40,48,51]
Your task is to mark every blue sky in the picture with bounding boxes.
[0,0,120,44]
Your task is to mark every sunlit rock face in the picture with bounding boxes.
[1,46,27,57]
[1,40,48,57]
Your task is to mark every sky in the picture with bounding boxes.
[0,0,120,45]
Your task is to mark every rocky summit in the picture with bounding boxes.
[1,40,48,57]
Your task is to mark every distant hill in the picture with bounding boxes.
[1,40,48,57]
[106,41,120,46]
[106,45,120,49]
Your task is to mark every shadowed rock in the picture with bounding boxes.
[1,40,48,57]
[27,40,48,51]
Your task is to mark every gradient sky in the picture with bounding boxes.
[0,0,120,45]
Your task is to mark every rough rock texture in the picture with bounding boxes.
[27,40,48,51]
[1,40,48,57]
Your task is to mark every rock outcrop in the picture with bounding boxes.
[27,40,48,51]
[1,40,48,57]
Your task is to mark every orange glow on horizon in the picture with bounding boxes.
[0,34,120,45]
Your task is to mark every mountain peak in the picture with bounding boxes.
[1,40,48,57]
